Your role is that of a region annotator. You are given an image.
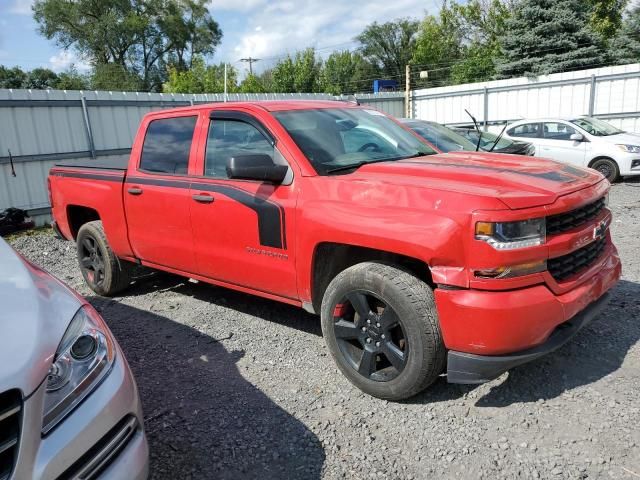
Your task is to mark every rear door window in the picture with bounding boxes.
[508,123,541,138]
[140,116,197,174]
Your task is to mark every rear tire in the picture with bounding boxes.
[77,220,132,296]
[320,262,445,401]
[591,158,620,183]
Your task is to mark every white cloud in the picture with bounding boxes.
[210,0,267,13]
[9,0,34,15]
[212,0,430,72]
[48,51,90,73]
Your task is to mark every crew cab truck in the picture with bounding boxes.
[48,101,621,400]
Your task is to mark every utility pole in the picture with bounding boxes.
[239,57,260,75]
[224,63,228,102]
[405,64,411,119]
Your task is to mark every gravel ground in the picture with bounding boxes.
[8,180,640,480]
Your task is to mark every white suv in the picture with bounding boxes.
[503,116,640,182]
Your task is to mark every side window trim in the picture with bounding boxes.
[138,115,198,176]
[209,110,276,146]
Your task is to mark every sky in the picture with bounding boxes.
[0,0,436,75]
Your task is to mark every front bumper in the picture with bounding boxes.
[447,292,610,383]
[436,241,621,384]
[13,345,149,480]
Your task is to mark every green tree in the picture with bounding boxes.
[23,67,59,89]
[357,18,420,78]
[91,63,142,91]
[610,4,640,63]
[0,66,28,88]
[321,50,378,94]
[33,0,223,91]
[412,10,463,86]
[163,58,238,93]
[238,74,266,93]
[293,48,322,92]
[271,56,296,92]
[55,67,90,90]
[588,0,628,39]
[413,0,510,86]
[497,0,609,78]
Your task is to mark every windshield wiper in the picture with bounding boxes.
[488,124,508,152]
[465,109,483,151]
[326,153,428,174]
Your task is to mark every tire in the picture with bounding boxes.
[591,158,620,183]
[320,262,446,401]
[76,220,132,296]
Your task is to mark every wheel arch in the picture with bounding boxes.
[309,242,434,314]
[66,205,101,240]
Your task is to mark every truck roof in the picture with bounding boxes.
[146,100,361,116]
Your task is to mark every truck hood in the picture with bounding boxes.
[355,152,604,209]
[0,239,82,396]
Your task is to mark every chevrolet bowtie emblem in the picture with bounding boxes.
[593,220,608,240]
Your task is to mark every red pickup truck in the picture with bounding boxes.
[49,101,621,400]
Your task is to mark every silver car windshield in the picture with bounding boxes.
[405,121,477,152]
[570,117,624,136]
[273,108,437,175]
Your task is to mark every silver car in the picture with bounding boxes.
[0,238,148,479]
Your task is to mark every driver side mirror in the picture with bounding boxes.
[570,133,584,142]
[226,154,288,184]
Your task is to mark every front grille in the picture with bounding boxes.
[547,197,606,235]
[58,416,138,480]
[0,390,22,480]
[549,237,607,282]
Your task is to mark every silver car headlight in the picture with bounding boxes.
[615,144,640,153]
[475,218,546,250]
[42,304,115,435]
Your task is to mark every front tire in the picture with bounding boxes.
[320,262,445,401]
[591,158,620,183]
[77,220,132,296]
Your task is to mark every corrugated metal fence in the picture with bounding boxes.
[412,63,640,132]
[0,90,404,219]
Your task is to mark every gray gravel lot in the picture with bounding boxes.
[9,180,640,480]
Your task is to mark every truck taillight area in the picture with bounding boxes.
[47,177,54,208]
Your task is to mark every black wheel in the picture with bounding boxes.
[591,158,620,183]
[321,262,445,400]
[77,220,132,296]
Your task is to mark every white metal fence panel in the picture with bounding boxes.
[411,63,640,130]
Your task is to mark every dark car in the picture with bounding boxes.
[454,127,535,156]
[399,119,477,153]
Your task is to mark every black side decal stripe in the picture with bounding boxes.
[51,170,124,182]
[401,160,577,183]
[192,182,285,249]
[51,169,287,249]
[126,176,286,250]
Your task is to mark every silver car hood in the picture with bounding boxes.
[0,239,82,396]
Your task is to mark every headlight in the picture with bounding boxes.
[615,144,640,153]
[475,218,546,250]
[42,304,115,435]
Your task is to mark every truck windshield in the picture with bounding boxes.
[273,108,437,175]
[570,117,623,136]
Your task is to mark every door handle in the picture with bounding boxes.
[127,186,143,195]
[192,193,214,204]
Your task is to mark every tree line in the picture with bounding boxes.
[1,0,639,94]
